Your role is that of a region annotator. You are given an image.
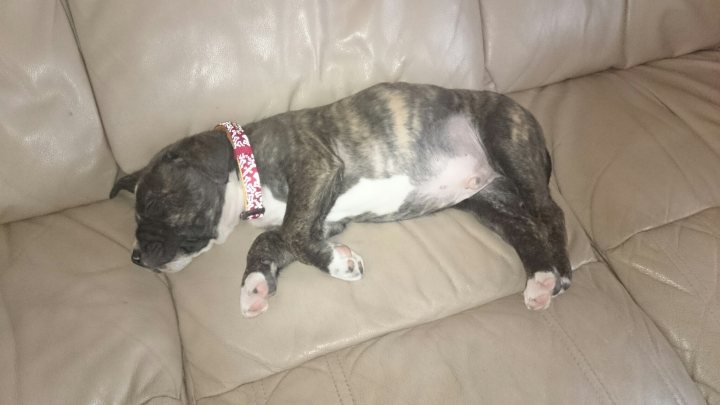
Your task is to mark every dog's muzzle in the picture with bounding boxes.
[131,248,161,273]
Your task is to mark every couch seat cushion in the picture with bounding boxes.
[511,50,720,401]
[608,208,720,403]
[0,195,185,404]
[206,264,705,404]
[167,179,595,400]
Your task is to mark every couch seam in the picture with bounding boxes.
[335,352,358,405]
[476,0,497,91]
[545,310,617,405]
[140,394,184,405]
[612,68,720,164]
[326,356,349,405]
[637,315,687,405]
[0,286,21,404]
[190,260,604,401]
[605,206,720,254]
[60,0,122,182]
[166,276,193,405]
[605,211,720,402]
[258,378,268,404]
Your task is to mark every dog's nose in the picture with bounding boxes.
[131,249,142,266]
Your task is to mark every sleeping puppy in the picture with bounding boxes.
[111,82,572,317]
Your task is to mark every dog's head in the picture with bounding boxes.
[111,131,237,273]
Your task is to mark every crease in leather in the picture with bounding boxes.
[637,311,687,405]
[61,0,120,179]
[140,394,183,405]
[588,141,624,242]
[605,206,720,254]
[476,1,497,92]
[655,226,720,334]
[2,214,85,266]
[629,261,692,295]
[0,285,21,404]
[165,276,192,405]
[614,66,720,165]
[615,68,720,167]
[543,309,617,405]
[696,381,720,404]
[608,209,720,401]
[90,301,183,400]
[58,211,131,253]
[260,367,293,405]
[619,0,630,67]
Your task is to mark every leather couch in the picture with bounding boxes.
[2,1,719,404]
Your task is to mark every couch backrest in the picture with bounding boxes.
[2,0,719,221]
[67,0,489,173]
[66,0,720,175]
[480,0,720,92]
[0,1,117,224]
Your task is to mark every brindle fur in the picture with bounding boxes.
[112,82,571,303]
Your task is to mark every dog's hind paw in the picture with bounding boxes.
[327,243,364,281]
[523,271,558,310]
[241,272,270,318]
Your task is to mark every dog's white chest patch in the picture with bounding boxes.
[249,176,414,227]
[326,175,414,222]
[248,186,288,228]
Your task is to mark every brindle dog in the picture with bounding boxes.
[111,82,572,317]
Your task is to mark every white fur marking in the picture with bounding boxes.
[216,174,244,243]
[327,243,364,281]
[326,175,413,222]
[240,272,270,318]
[249,186,287,228]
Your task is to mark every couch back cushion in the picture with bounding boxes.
[69,0,720,173]
[67,0,488,173]
[0,2,117,224]
[481,0,720,92]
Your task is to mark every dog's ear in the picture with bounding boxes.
[110,170,142,198]
[179,131,232,184]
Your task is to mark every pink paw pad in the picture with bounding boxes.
[241,272,270,318]
[523,271,558,311]
[327,243,364,281]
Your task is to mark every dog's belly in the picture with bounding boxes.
[329,154,497,223]
[252,154,496,227]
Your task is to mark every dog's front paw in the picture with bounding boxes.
[523,270,570,310]
[327,243,364,281]
[241,272,270,318]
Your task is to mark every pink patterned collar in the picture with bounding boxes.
[216,122,265,220]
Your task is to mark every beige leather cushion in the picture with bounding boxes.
[0,195,184,404]
[210,265,705,405]
[67,0,487,173]
[481,0,720,92]
[0,1,116,224]
[512,51,720,401]
[168,182,595,400]
[511,51,720,252]
[608,209,720,403]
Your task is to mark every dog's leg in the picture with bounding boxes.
[240,149,360,317]
[240,230,296,317]
[280,151,364,282]
[456,177,563,310]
